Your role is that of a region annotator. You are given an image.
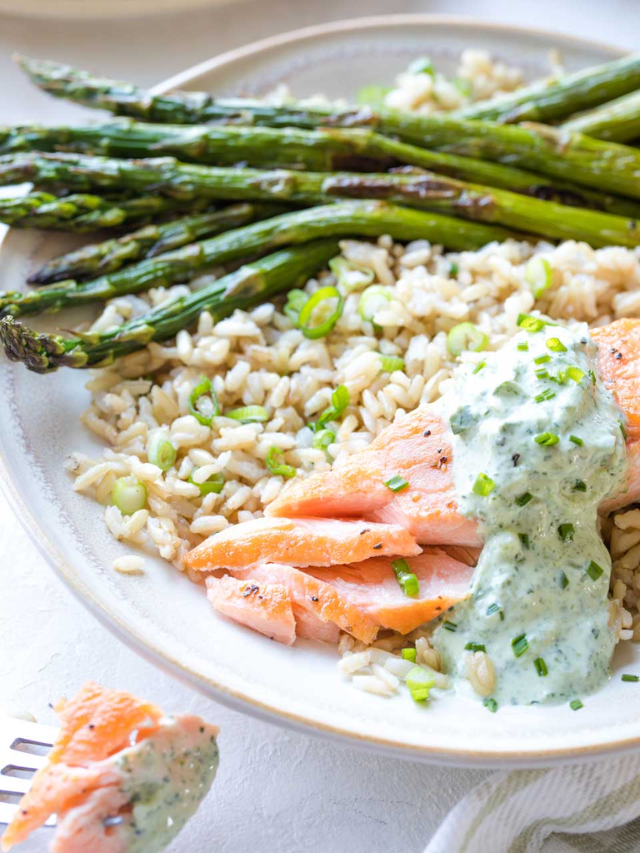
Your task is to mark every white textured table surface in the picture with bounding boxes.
[0,3,635,851]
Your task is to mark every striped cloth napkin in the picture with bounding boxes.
[425,754,640,852]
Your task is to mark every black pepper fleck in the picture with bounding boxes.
[372,543,382,550]
[512,453,520,467]
[310,596,319,602]
[423,429,431,437]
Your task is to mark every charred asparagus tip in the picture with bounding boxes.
[0,315,86,373]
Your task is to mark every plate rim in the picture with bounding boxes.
[3,14,637,768]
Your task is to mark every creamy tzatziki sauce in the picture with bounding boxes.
[433,320,628,706]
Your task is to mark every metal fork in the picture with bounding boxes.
[0,718,58,827]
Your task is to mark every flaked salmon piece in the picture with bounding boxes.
[186,516,421,571]
[230,563,379,644]
[265,408,480,546]
[592,319,640,440]
[206,575,297,645]
[1,685,219,853]
[308,548,474,635]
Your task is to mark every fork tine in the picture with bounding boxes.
[0,718,58,827]
[0,776,31,795]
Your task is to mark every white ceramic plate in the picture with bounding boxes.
[1,16,637,768]
[0,0,238,21]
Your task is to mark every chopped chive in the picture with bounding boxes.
[483,698,498,713]
[622,674,640,682]
[534,657,548,677]
[558,523,575,543]
[384,474,409,493]
[517,342,529,352]
[589,369,596,386]
[569,435,584,446]
[534,354,551,365]
[473,360,486,375]
[546,337,567,353]
[449,261,459,277]
[391,558,420,598]
[380,354,405,373]
[560,366,585,384]
[534,389,555,403]
[401,648,417,662]
[558,571,569,589]
[265,446,297,479]
[620,420,628,440]
[512,634,529,657]
[517,313,546,332]
[573,479,587,492]
[519,533,530,549]
[534,368,550,379]
[570,699,583,711]
[486,603,504,620]
[516,492,534,507]
[410,688,431,703]
[464,642,486,653]
[535,432,559,446]
[443,620,457,632]
[472,473,495,496]
[586,560,604,581]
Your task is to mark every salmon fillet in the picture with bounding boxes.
[591,319,640,440]
[1,684,219,853]
[186,516,422,571]
[206,574,297,645]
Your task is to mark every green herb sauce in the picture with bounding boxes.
[434,323,627,705]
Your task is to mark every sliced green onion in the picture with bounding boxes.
[446,322,488,357]
[329,256,374,292]
[358,285,393,322]
[586,560,604,581]
[517,313,546,332]
[473,473,495,497]
[265,446,296,479]
[534,389,555,403]
[317,385,350,429]
[226,405,269,424]
[189,470,224,496]
[410,688,431,702]
[449,261,459,277]
[525,256,553,298]
[570,699,583,711]
[443,620,457,632]
[401,648,417,662]
[312,429,335,454]
[517,342,529,352]
[298,285,344,339]
[473,361,486,375]
[558,571,569,589]
[407,55,436,76]
[112,476,147,515]
[516,492,534,507]
[512,634,529,657]
[546,337,567,353]
[392,558,419,598]
[483,698,498,713]
[535,432,559,446]
[622,674,640,682]
[486,603,503,620]
[560,366,585,384]
[283,288,307,323]
[379,354,405,373]
[574,479,587,492]
[384,474,409,493]
[620,420,628,440]
[453,76,473,97]
[464,642,486,653]
[356,85,392,108]
[569,435,584,446]
[147,433,176,472]
[406,667,436,694]
[519,533,530,549]
[189,375,219,426]
[558,523,575,543]
[534,657,548,677]
[534,368,549,380]
[534,354,551,365]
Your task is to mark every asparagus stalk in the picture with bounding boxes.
[0,201,515,320]
[16,58,640,200]
[0,190,216,231]
[454,53,640,123]
[2,119,639,218]
[2,151,639,249]
[560,90,640,143]
[0,239,340,373]
[29,202,281,284]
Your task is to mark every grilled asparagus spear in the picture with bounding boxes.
[560,90,640,143]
